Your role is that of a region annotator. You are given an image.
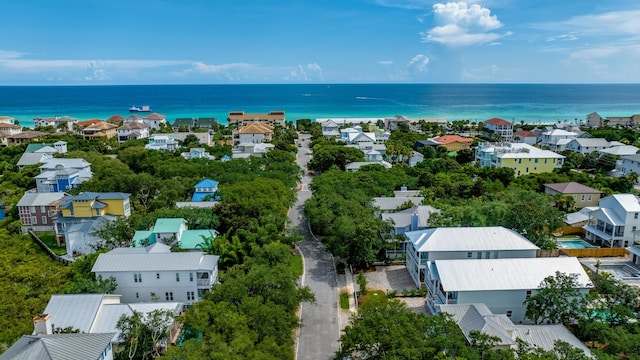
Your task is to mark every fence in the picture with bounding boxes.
[28,230,73,265]
[560,247,628,258]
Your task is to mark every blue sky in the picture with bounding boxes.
[2,0,640,84]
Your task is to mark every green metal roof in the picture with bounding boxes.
[179,230,216,249]
[131,231,154,247]
[152,218,185,233]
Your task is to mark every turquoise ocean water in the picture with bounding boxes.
[1,84,640,128]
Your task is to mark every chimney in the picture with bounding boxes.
[411,212,419,232]
[33,314,52,335]
[400,185,407,192]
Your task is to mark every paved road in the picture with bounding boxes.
[292,134,341,360]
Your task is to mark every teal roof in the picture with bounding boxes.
[152,218,185,233]
[25,143,52,153]
[132,231,154,247]
[179,230,217,249]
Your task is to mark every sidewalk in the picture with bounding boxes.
[337,268,356,332]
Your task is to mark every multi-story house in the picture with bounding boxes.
[6,131,48,146]
[35,158,92,193]
[615,154,640,179]
[404,226,539,288]
[566,138,610,154]
[54,192,131,255]
[583,193,640,248]
[234,122,274,145]
[320,119,340,139]
[339,126,377,145]
[145,135,179,151]
[227,110,285,127]
[92,243,219,304]
[16,141,67,169]
[143,113,168,131]
[82,121,118,139]
[474,142,564,176]
[176,179,220,208]
[544,182,603,208]
[483,118,513,141]
[513,130,537,145]
[0,122,21,136]
[540,129,578,152]
[117,121,149,142]
[17,192,66,232]
[425,257,592,323]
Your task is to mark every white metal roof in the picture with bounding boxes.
[372,197,425,211]
[405,226,539,252]
[17,192,65,207]
[512,325,592,356]
[607,193,640,212]
[43,294,117,333]
[433,257,592,292]
[0,333,116,360]
[92,250,218,272]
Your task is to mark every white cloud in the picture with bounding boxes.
[192,62,254,74]
[407,54,430,72]
[372,0,433,10]
[423,2,510,46]
[378,60,393,65]
[546,34,578,42]
[0,50,25,59]
[285,63,323,81]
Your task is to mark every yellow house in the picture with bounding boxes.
[475,142,564,177]
[60,192,131,218]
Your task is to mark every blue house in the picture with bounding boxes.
[192,179,219,202]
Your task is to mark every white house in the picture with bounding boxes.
[320,119,340,139]
[615,154,640,178]
[181,147,215,160]
[600,145,639,157]
[405,226,539,288]
[540,129,578,152]
[438,303,593,356]
[566,138,610,154]
[117,121,149,142]
[425,257,592,323]
[39,294,182,344]
[17,192,66,232]
[92,243,219,304]
[483,118,513,141]
[145,135,178,151]
[372,196,425,213]
[583,193,640,248]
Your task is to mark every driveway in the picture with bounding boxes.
[362,265,428,314]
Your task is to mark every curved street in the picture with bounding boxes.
[291,133,341,360]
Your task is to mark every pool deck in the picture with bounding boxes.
[580,255,640,286]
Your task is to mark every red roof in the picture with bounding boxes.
[514,130,536,137]
[145,113,165,120]
[484,118,512,125]
[77,119,103,127]
[107,114,125,123]
[433,135,473,144]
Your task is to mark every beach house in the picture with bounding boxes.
[35,158,92,193]
[227,110,286,127]
[404,226,539,288]
[474,142,565,176]
[614,154,640,179]
[425,257,592,323]
[233,122,274,145]
[92,243,219,304]
[540,129,579,152]
[483,118,513,141]
[583,193,640,248]
[117,121,149,142]
[17,192,66,233]
[428,135,474,151]
[544,182,603,208]
[54,192,131,255]
[132,217,217,250]
[145,134,179,151]
[566,138,610,154]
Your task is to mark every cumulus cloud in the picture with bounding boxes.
[378,60,393,65]
[422,2,511,46]
[407,54,430,72]
[286,63,323,81]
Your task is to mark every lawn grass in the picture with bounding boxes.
[37,232,67,256]
[289,254,303,277]
[340,292,350,309]
[357,289,386,306]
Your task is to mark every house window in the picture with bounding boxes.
[165,292,174,301]
[485,251,491,259]
[95,209,100,216]
[190,273,194,282]
[31,206,36,213]
[41,216,47,225]
[176,273,180,282]
[187,291,195,301]
[588,195,592,201]
[635,213,639,220]
[31,217,37,225]
[581,195,585,201]
[526,290,532,298]
[156,273,160,279]
[136,292,139,299]
[467,252,472,258]
[134,273,142,283]
[534,158,538,164]
[477,252,482,259]
[40,206,46,212]
[506,310,513,317]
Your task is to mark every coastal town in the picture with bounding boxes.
[2,109,640,359]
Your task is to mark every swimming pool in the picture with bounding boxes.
[556,239,596,249]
